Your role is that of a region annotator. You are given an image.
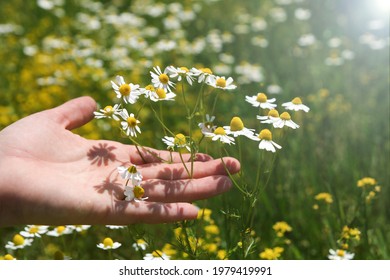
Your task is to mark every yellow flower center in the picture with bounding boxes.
[103,106,114,115]
[133,185,145,199]
[103,237,114,247]
[268,109,279,118]
[29,226,39,234]
[119,84,131,96]
[337,250,345,257]
[280,112,291,120]
[174,133,186,145]
[216,77,226,88]
[13,234,24,246]
[145,84,155,91]
[56,226,65,234]
[214,127,226,135]
[292,97,302,105]
[259,129,272,141]
[127,116,138,127]
[127,165,138,173]
[4,254,14,260]
[230,116,244,131]
[152,250,163,258]
[256,93,267,103]
[201,67,213,74]
[156,88,167,99]
[159,73,169,84]
[180,66,189,72]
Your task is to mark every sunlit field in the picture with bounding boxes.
[0,0,389,260]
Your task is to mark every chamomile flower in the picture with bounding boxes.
[141,84,157,99]
[273,112,299,129]
[162,133,191,152]
[328,249,355,260]
[208,76,237,90]
[198,114,217,134]
[5,234,33,250]
[97,237,122,250]
[149,88,176,102]
[105,225,126,229]
[2,254,16,260]
[166,65,194,85]
[282,97,310,112]
[143,250,171,260]
[203,127,235,145]
[46,226,74,237]
[124,184,148,202]
[253,129,282,152]
[111,75,141,104]
[150,66,175,92]
[257,109,280,124]
[120,109,141,137]
[245,93,277,109]
[117,165,143,185]
[190,67,216,84]
[20,225,49,238]
[223,116,255,139]
[68,225,91,232]
[94,104,121,121]
[132,239,148,251]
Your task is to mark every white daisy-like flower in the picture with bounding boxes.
[245,93,277,109]
[203,127,235,145]
[166,65,194,85]
[150,66,175,92]
[149,88,176,102]
[223,116,255,139]
[143,250,170,260]
[68,225,91,232]
[208,76,237,90]
[132,239,148,251]
[124,184,148,202]
[117,165,143,185]
[120,109,141,137]
[198,114,217,134]
[105,225,126,229]
[5,234,33,250]
[111,75,141,104]
[162,133,191,152]
[282,97,310,112]
[190,67,216,84]
[328,249,355,260]
[97,237,122,250]
[273,112,299,129]
[20,225,49,238]
[46,226,74,237]
[140,84,157,99]
[257,109,280,125]
[253,129,282,153]
[94,104,121,121]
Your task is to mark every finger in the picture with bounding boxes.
[139,157,240,180]
[142,176,232,202]
[105,202,199,224]
[47,96,97,130]
[128,145,213,164]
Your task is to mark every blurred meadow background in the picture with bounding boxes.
[0,0,389,260]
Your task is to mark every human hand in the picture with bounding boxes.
[0,96,240,226]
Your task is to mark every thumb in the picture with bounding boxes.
[48,96,97,130]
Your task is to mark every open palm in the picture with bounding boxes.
[0,96,240,226]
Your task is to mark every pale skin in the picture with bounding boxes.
[0,96,240,226]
